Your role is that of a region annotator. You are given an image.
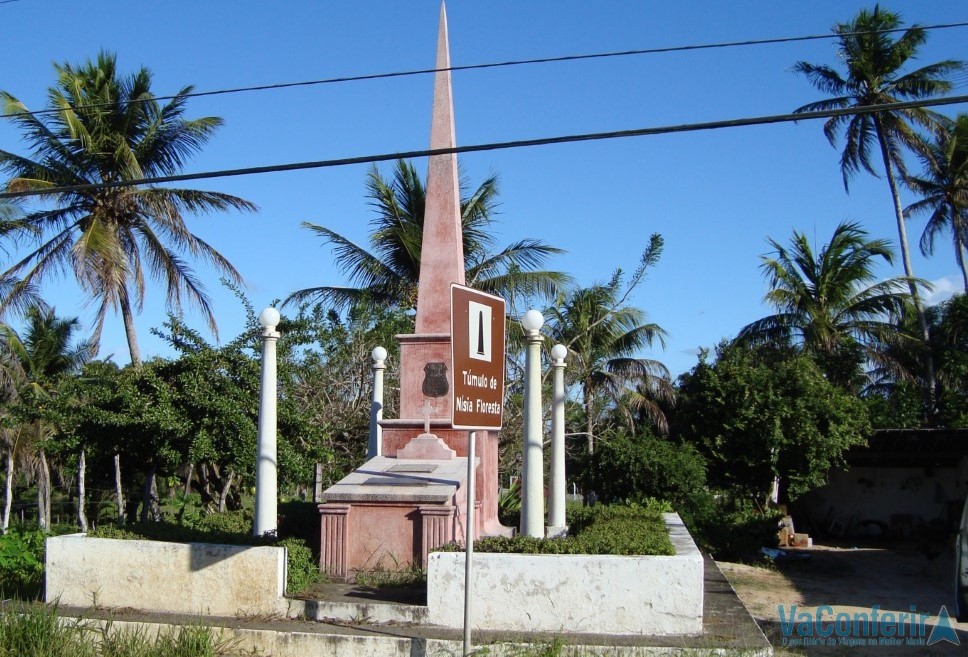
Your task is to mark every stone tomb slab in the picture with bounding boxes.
[322,455,471,504]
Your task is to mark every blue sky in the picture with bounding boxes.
[0,0,966,378]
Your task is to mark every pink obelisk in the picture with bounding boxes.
[319,5,508,579]
[415,1,465,334]
[381,1,506,534]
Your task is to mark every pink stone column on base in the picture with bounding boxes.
[419,505,456,567]
[319,504,351,578]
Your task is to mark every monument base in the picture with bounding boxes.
[319,455,477,578]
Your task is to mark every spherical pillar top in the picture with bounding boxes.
[521,309,545,333]
[372,346,388,363]
[258,307,281,330]
[551,344,568,362]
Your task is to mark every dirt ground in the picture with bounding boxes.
[719,540,967,656]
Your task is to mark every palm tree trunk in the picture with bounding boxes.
[38,447,50,531]
[2,447,13,533]
[77,447,88,532]
[583,384,594,455]
[119,292,142,367]
[874,118,937,410]
[114,452,125,525]
[956,231,968,291]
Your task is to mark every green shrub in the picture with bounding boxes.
[581,429,709,512]
[497,481,521,527]
[191,508,253,535]
[679,494,780,561]
[439,503,674,556]
[278,537,318,595]
[0,527,47,599]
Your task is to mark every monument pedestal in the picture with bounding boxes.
[319,456,475,578]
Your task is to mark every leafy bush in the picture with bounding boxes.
[192,508,252,535]
[0,527,46,599]
[680,494,780,562]
[497,481,521,527]
[582,429,709,512]
[439,503,674,556]
[278,537,317,595]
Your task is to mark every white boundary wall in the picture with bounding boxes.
[45,534,287,616]
[427,513,703,635]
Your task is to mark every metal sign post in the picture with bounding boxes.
[451,284,506,657]
[463,430,476,657]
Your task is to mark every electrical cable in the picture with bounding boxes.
[2,94,965,200]
[2,21,966,121]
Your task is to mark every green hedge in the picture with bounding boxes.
[438,503,674,556]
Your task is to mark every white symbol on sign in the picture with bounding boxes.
[468,301,491,362]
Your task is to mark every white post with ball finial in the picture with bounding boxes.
[254,307,280,536]
[369,346,388,459]
[547,343,568,536]
[520,309,546,538]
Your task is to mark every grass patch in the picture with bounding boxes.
[0,603,245,656]
[353,566,426,588]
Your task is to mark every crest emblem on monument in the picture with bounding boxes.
[422,362,449,398]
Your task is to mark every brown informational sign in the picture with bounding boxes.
[450,284,506,430]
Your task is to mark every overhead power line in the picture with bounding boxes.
[2,94,966,201]
[2,20,967,121]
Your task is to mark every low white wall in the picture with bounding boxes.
[426,512,703,636]
[46,534,287,617]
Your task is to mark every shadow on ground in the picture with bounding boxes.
[722,538,966,656]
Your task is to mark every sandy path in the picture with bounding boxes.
[719,542,967,656]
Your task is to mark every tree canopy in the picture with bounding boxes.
[0,51,256,364]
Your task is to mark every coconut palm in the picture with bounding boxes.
[737,221,916,387]
[285,160,568,313]
[0,51,256,366]
[906,114,968,290]
[0,306,90,530]
[546,237,672,453]
[793,6,964,385]
[868,293,968,425]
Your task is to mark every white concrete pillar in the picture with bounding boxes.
[254,307,280,536]
[368,346,388,460]
[520,310,545,538]
[547,343,568,536]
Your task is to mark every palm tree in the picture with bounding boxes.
[0,51,256,366]
[285,160,568,313]
[737,221,915,387]
[868,293,968,425]
[546,236,672,453]
[0,306,90,530]
[793,6,964,387]
[906,114,968,290]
